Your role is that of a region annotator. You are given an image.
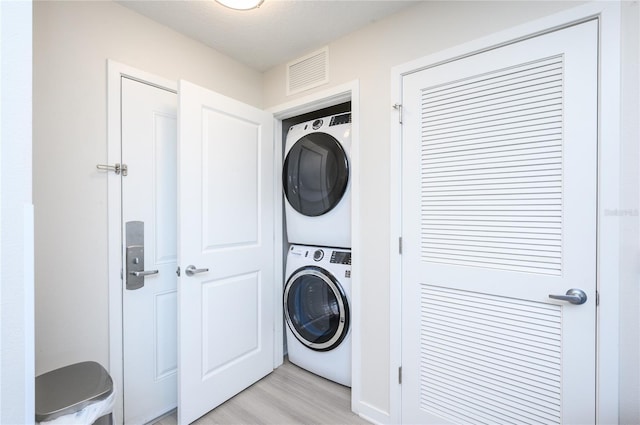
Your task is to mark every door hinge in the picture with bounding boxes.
[398,366,402,384]
[596,290,599,306]
[399,237,403,255]
[392,103,403,124]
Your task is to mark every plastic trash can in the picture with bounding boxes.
[35,361,115,425]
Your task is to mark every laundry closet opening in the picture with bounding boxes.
[280,101,354,388]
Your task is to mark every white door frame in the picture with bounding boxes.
[107,60,178,423]
[107,62,361,423]
[389,2,621,424]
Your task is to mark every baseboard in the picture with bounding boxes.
[356,401,392,425]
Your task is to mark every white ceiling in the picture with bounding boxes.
[116,0,418,72]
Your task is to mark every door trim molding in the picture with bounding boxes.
[106,60,177,424]
[389,2,621,423]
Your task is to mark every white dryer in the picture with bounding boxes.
[284,244,351,387]
[283,113,351,248]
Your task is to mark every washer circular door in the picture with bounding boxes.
[284,266,350,352]
[283,132,349,217]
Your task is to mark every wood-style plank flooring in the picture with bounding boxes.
[152,359,370,425]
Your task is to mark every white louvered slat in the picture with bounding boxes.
[423,345,560,393]
[423,143,563,164]
[422,57,562,108]
[423,131,561,152]
[419,285,562,424]
[420,56,564,275]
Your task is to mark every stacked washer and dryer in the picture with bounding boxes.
[282,112,352,387]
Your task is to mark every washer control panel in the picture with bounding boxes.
[313,249,324,261]
[288,245,351,266]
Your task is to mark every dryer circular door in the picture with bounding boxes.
[283,132,349,217]
[284,266,350,351]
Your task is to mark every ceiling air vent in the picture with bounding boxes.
[286,47,329,96]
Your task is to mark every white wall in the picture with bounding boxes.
[1,1,34,423]
[262,1,640,420]
[33,0,263,375]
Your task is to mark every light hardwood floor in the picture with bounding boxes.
[152,359,370,425]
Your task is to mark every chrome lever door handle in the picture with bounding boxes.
[549,288,587,305]
[130,270,159,277]
[185,265,209,277]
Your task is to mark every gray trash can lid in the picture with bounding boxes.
[35,361,113,422]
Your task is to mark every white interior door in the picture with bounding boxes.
[122,77,178,424]
[401,21,598,424]
[177,80,275,424]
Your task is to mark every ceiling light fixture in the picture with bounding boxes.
[215,0,264,10]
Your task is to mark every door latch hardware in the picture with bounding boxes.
[549,288,587,305]
[125,221,157,290]
[96,163,128,176]
[185,265,209,277]
[130,270,158,277]
[392,103,403,124]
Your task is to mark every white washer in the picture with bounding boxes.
[283,113,351,248]
[284,244,351,387]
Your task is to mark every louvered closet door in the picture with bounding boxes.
[401,21,597,424]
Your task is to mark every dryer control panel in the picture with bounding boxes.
[329,113,351,126]
[330,250,351,265]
